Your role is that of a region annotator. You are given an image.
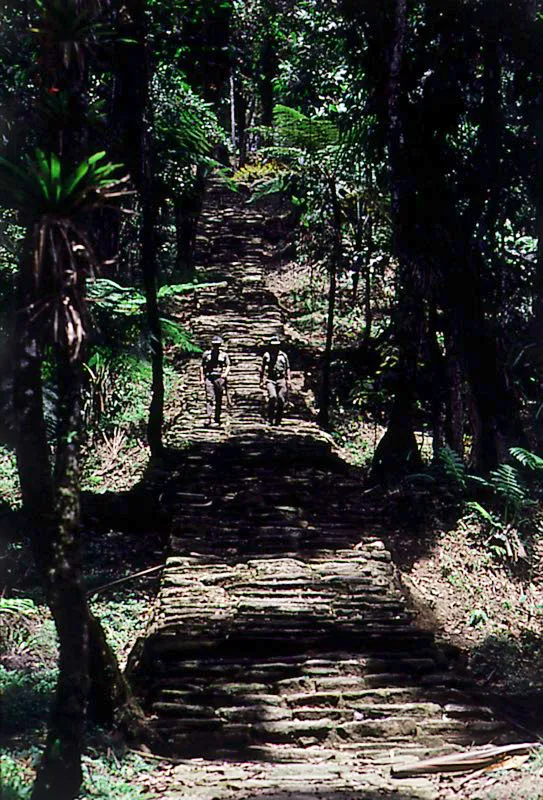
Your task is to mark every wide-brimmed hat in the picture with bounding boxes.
[211,335,223,345]
[269,335,281,345]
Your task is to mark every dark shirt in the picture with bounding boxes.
[262,350,290,380]
[202,349,230,378]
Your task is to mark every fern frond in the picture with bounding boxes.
[160,319,201,353]
[510,447,543,472]
[489,464,526,506]
[437,445,467,491]
[465,500,500,525]
[467,474,492,489]
[87,278,146,316]
[273,105,339,152]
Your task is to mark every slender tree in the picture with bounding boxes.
[318,174,342,429]
[114,0,164,455]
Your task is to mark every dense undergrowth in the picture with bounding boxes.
[0,277,196,796]
[1,578,162,797]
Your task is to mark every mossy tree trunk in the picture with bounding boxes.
[31,346,89,800]
[15,240,142,800]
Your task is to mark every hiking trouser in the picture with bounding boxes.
[205,376,225,422]
[266,378,287,423]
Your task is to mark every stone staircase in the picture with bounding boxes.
[130,182,515,798]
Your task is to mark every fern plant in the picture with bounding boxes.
[462,446,543,563]
[510,446,543,472]
[87,277,200,351]
[87,278,146,317]
[272,105,339,152]
[488,463,528,523]
[436,445,467,493]
[233,105,342,201]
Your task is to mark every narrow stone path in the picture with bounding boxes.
[131,183,515,799]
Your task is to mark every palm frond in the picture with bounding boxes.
[0,151,130,360]
[0,150,129,217]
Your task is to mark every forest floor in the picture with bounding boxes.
[1,184,543,799]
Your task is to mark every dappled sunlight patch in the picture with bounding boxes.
[81,751,160,800]
[0,598,57,671]
[90,593,154,669]
[331,415,385,468]
[0,664,57,740]
[81,433,148,494]
[0,445,20,508]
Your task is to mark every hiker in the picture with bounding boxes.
[260,335,291,425]
[200,335,231,426]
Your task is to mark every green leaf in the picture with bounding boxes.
[510,447,543,472]
[465,501,497,524]
[65,161,90,196]
[160,318,201,352]
[88,150,107,166]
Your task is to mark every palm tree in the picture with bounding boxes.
[2,2,140,795]
[1,148,131,800]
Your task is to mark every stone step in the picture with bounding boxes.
[148,715,507,754]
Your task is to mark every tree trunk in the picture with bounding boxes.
[531,82,543,380]
[13,231,54,530]
[534,205,543,376]
[444,327,464,457]
[237,92,255,166]
[115,0,164,456]
[428,306,445,458]
[319,178,341,429]
[259,0,278,127]
[229,68,237,166]
[362,256,373,343]
[32,350,88,800]
[14,234,88,800]
[371,0,422,480]
[142,188,164,456]
[448,31,524,469]
[362,213,374,343]
[173,167,206,283]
